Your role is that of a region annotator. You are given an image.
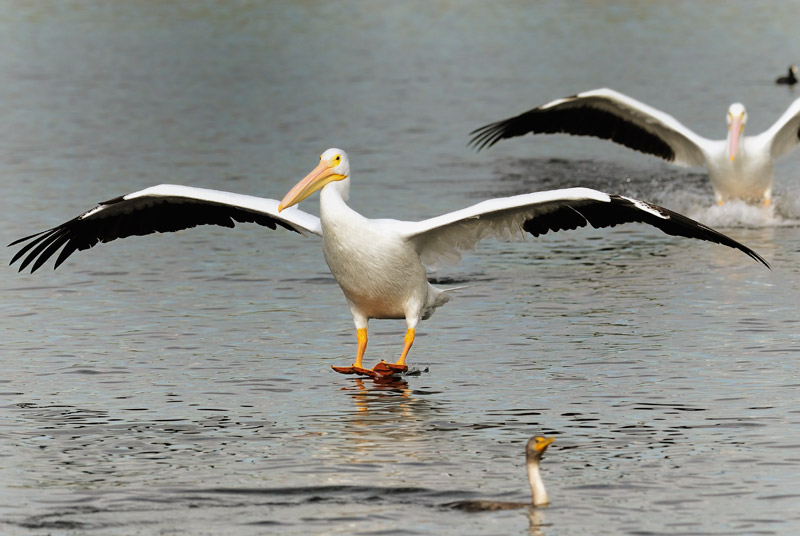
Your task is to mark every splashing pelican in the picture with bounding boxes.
[470,88,800,206]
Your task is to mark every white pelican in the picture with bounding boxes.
[470,88,800,205]
[10,149,769,377]
[776,65,798,86]
[446,436,554,511]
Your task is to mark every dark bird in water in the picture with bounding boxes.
[446,436,555,511]
[776,65,798,86]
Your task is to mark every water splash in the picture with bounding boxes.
[664,187,800,229]
[684,200,795,228]
[487,157,800,229]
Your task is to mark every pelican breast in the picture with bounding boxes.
[322,212,428,320]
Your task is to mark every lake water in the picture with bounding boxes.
[2,1,800,534]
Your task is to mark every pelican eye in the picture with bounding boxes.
[331,154,341,166]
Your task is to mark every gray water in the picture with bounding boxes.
[2,1,800,534]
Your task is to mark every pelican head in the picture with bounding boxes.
[278,148,350,211]
[726,103,747,161]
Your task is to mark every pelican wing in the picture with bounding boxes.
[9,184,322,273]
[401,187,768,268]
[470,88,709,166]
[758,95,800,159]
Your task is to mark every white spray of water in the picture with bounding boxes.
[656,187,800,229]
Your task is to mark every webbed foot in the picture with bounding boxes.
[373,360,408,376]
[331,365,379,378]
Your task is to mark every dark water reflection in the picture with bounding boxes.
[3,1,800,535]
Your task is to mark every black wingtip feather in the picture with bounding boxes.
[9,194,306,273]
[53,241,79,271]
[605,196,770,269]
[8,228,51,248]
[518,194,770,269]
[468,120,509,151]
[469,104,677,162]
[18,228,68,273]
[10,229,57,267]
[32,232,72,273]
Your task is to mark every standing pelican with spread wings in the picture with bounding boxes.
[470,88,800,206]
[10,149,769,377]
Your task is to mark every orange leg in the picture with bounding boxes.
[374,328,413,376]
[354,328,367,368]
[397,328,415,367]
[331,328,378,377]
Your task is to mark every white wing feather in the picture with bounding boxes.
[10,184,322,273]
[756,95,800,159]
[562,88,711,166]
[121,184,322,235]
[471,87,711,167]
[399,188,610,267]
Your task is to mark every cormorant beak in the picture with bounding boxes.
[536,436,555,453]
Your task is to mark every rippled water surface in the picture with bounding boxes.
[2,2,800,535]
